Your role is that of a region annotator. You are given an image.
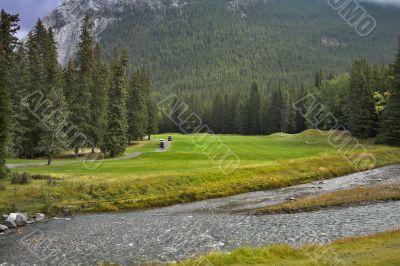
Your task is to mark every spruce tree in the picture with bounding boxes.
[90,44,109,151]
[377,36,400,146]
[75,16,94,153]
[267,88,283,134]
[37,87,69,165]
[0,10,19,177]
[127,69,148,141]
[10,45,30,157]
[348,59,378,138]
[64,59,79,107]
[295,85,308,133]
[314,69,323,89]
[241,83,263,135]
[101,51,129,157]
[248,82,263,135]
[210,94,224,133]
[20,21,52,158]
[147,98,159,140]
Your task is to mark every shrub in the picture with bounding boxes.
[10,172,31,185]
[31,174,53,180]
[0,167,9,179]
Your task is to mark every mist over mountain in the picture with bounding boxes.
[42,0,400,92]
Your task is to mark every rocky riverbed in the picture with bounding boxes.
[0,165,399,265]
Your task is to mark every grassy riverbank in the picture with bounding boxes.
[173,230,400,266]
[1,130,400,216]
[255,183,400,214]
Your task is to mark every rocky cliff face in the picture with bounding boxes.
[42,0,188,64]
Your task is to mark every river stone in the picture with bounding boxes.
[2,219,16,229]
[15,214,28,226]
[35,213,45,221]
[0,224,7,232]
[7,213,28,226]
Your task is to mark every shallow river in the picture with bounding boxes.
[1,166,399,265]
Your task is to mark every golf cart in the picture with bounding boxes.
[160,139,165,149]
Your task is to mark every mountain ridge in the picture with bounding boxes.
[43,0,400,92]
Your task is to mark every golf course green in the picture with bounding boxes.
[1,130,400,215]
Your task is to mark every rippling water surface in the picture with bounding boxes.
[1,166,399,265]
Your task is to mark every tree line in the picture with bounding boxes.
[0,11,159,175]
[1,9,400,178]
[160,37,400,146]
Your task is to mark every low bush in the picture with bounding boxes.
[31,174,52,180]
[10,172,31,184]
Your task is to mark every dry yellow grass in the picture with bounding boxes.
[255,183,400,214]
[173,230,400,266]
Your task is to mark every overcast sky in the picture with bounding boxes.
[360,0,400,4]
[0,0,61,39]
[1,0,399,39]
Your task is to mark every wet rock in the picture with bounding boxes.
[16,214,28,226]
[0,224,8,232]
[53,217,71,221]
[7,213,28,226]
[2,214,8,219]
[2,219,16,229]
[35,213,45,221]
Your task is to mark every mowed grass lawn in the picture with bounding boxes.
[1,130,400,215]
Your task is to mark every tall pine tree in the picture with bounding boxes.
[377,36,400,146]
[127,69,148,141]
[0,10,19,177]
[74,16,94,153]
[348,59,378,138]
[101,51,129,157]
[90,44,109,151]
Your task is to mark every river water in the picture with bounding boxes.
[1,165,399,265]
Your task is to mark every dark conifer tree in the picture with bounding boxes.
[348,59,379,138]
[10,45,30,157]
[147,98,159,140]
[314,69,323,89]
[0,10,19,177]
[37,87,69,165]
[75,16,94,153]
[127,69,148,141]
[64,59,79,107]
[240,83,263,135]
[295,85,308,133]
[267,88,283,134]
[90,44,109,151]
[101,51,129,157]
[377,37,400,146]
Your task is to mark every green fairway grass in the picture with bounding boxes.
[1,130,399,215]
[172,230,400,266]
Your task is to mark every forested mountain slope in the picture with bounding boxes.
[44,0,400,92]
